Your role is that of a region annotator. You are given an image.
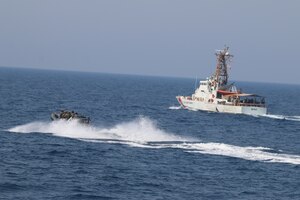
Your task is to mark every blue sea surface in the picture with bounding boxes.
[0,67,300,199]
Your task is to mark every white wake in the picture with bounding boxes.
[160,143,300,165]
[262,114,300,122]
[8,117,300,165]
[8,117,184,143]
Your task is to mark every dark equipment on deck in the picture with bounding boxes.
[51,110,90,124]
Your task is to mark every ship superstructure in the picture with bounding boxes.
[176,47,267,115]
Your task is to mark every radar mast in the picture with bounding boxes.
[214,46,233,86]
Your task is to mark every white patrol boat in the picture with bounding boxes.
[176,47,267,115]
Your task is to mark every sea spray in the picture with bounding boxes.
[8,116,184,143]
[8,117,300,165]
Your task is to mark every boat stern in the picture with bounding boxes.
[241,106,267,116]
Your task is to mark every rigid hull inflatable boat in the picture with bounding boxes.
[51,110,90,124]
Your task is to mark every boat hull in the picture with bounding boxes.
[176,96,267,116]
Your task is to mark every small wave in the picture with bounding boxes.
[7,117,300,165]
[168,106,182,110]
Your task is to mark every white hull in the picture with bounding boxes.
[176,47,267,116]
[177,96,267,116]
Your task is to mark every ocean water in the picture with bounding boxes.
[0,67,300,199]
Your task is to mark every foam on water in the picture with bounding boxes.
[8,117,184,143]
[8,117,300,165]
[161,143,300,165]
[262,114,300,122]
[168,106,182,110]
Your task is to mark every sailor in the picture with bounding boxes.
[66,111,72,119]
[61,111,70,119]
[61,110,66,118]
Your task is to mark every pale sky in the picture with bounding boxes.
[0,0,299,84]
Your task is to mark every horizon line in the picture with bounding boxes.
[0,65,299,86]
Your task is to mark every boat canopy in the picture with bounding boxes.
[217,90,239,95]
[224,93,263,97]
